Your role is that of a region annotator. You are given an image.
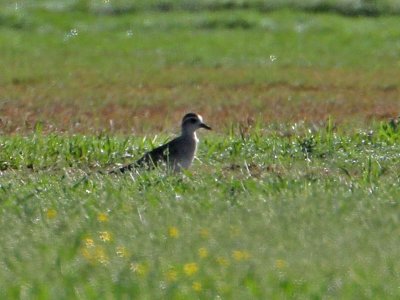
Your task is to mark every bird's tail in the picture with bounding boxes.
[73,161,141,188]
[108,162,138,174]
[72,173,90,189]
[72,169,107,189]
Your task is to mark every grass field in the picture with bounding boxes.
[1,4,400,133]
[2,123,400,299]
[1,1,400,299]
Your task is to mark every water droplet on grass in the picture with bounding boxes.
[64,28,79,42]
[295,23,306,33]
[269,55,277,62]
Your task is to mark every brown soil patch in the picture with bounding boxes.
[1,68,399,134]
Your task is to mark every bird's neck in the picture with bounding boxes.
[181,129,198,142]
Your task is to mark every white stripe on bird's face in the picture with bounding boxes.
[181,113,211,135]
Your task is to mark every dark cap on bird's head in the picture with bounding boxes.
[181,113,211,131]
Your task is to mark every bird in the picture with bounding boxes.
[112,113,211,173]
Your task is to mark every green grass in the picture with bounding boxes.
[1,3,400,298]
[2,8,400,72]
[1,121,400,298]
[2,0,400,16]
[1,8,399,133]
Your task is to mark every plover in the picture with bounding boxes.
[113,113,211,173]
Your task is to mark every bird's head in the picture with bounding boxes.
[181,113,212,134]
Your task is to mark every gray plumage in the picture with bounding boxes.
[112,113,211,173]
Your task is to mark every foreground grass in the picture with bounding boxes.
[1,5,400,298]
[1,121,400,298]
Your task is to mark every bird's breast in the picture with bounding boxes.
[175,137,197,169]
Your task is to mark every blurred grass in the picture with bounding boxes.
[0,8,399,133]
[1,3,400,298]
[1,121,400,298]
[2,0,400,16]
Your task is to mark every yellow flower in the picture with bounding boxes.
[81,244,109,265]
[216,257,229,267]
[99,231,112,242]
[95,246,109,265]
[232,250,250,261]
[199,228,209,239]
[183,263,198,276]
[81,248,92,260]
[46,209,57,219]
[84,237,95,248]
[116,246,128,258]
[97,212,108,222]
[192,281,202,292]
[165,269,178,282]
[275,259,287,269]
[130,263,148,276]
[81,238,96,262]
[198,247,208,259]
[168,226,179,238]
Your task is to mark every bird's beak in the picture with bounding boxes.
[200,123,212,130]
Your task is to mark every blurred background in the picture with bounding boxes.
[0,0,399,134]
[1,4,400,298]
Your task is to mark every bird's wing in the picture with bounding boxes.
[113,138,180,173]
[137,137,181,166]
[136,143,170,167]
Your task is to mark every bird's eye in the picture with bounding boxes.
[190,118,197,124]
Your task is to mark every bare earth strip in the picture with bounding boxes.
[1,67,398,134]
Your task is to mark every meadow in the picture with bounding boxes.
[1,1,400,299]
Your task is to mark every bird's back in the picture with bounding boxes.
[136,141,174,169]
[115,135,196,173]
[134,135,197,171]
